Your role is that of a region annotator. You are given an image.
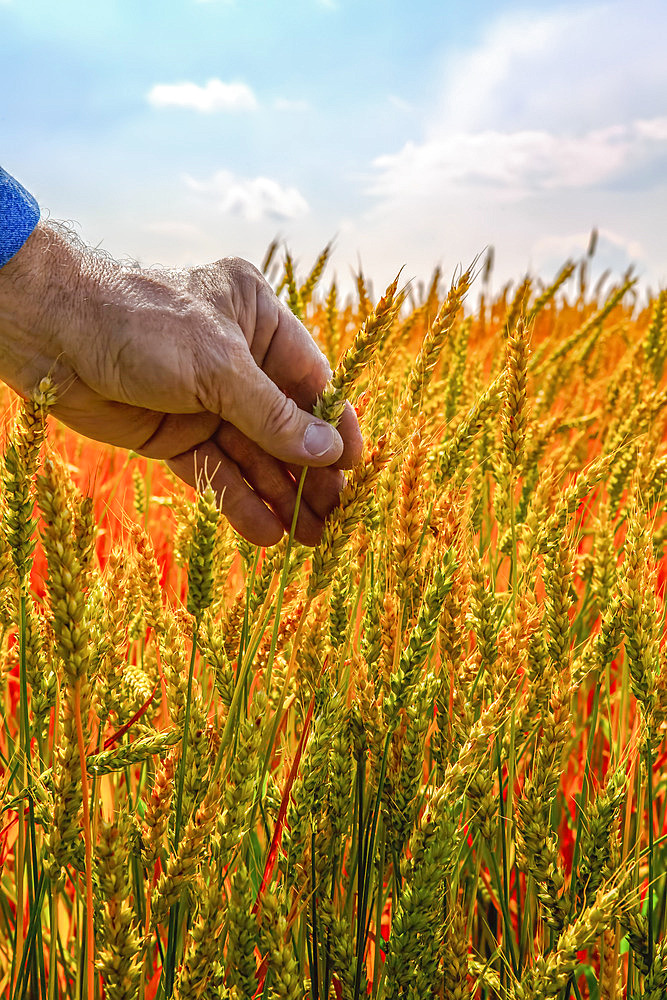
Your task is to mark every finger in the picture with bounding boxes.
[195,270,362,467]
[49,372,168,451]
[166,440,284,547]
[255,294,363,468]
[214,423,330,546]
[196,337,344,468]
[136,412,222,460]
[331,402,364,469]
[286,462,346,521]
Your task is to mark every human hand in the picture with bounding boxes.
[0,223,363,545]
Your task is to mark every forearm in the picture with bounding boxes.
[0,171,79,396]
[0,168,48,395]
[0,223,78,397]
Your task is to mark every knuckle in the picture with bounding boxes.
[191,257,269,331]
[197,376,233,422]
[261,391,299,440]
[214,256,263,292]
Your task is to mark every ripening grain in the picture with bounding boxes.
[1,244,667,999]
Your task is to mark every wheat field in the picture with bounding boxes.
[1,239,667,999]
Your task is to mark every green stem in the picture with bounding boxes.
[10,870,47,1000]
[495,737,510,942]
[371,822,386,999]
[354,752,365,971]
[163,907,179,997]
[18,591,43,997]
[212,602,274,782]
[244,467,309,840]
[509,477,518,613]
[310,829,320,1000]
[647,736,654,971]
[519,876,534,972]
[562,674,601,1000]
[173,622,199,843]
[486,848,518,978]
[48,886,57,1000]
[166,619,199,996]
[354,731,392,1000]
[265,467,308,691]
[567,674,601,921]
[322,851,339,1000]
[237,545,261,678]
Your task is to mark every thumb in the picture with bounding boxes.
[221,352,344,466]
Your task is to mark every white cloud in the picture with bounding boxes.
[533,228,644,268]
[147,78,257,113]
[185,170,309,222]
[84,1,667,297]
[388,95,413,113]
[435,8,588,133]
[434,2,667,135]
[273,97,311,113]
[345,2,667,293]
[370,118,667,202]
[636,117,667,142]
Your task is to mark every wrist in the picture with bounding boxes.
[0,223,88,397]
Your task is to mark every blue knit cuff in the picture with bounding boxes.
[0,167,40,269]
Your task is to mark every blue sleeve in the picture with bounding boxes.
[0,167,40,269]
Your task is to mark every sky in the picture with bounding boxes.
[2,0,666,299]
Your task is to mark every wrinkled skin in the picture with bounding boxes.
[0,223,363,545]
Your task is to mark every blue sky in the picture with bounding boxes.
[2,0,666,297]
